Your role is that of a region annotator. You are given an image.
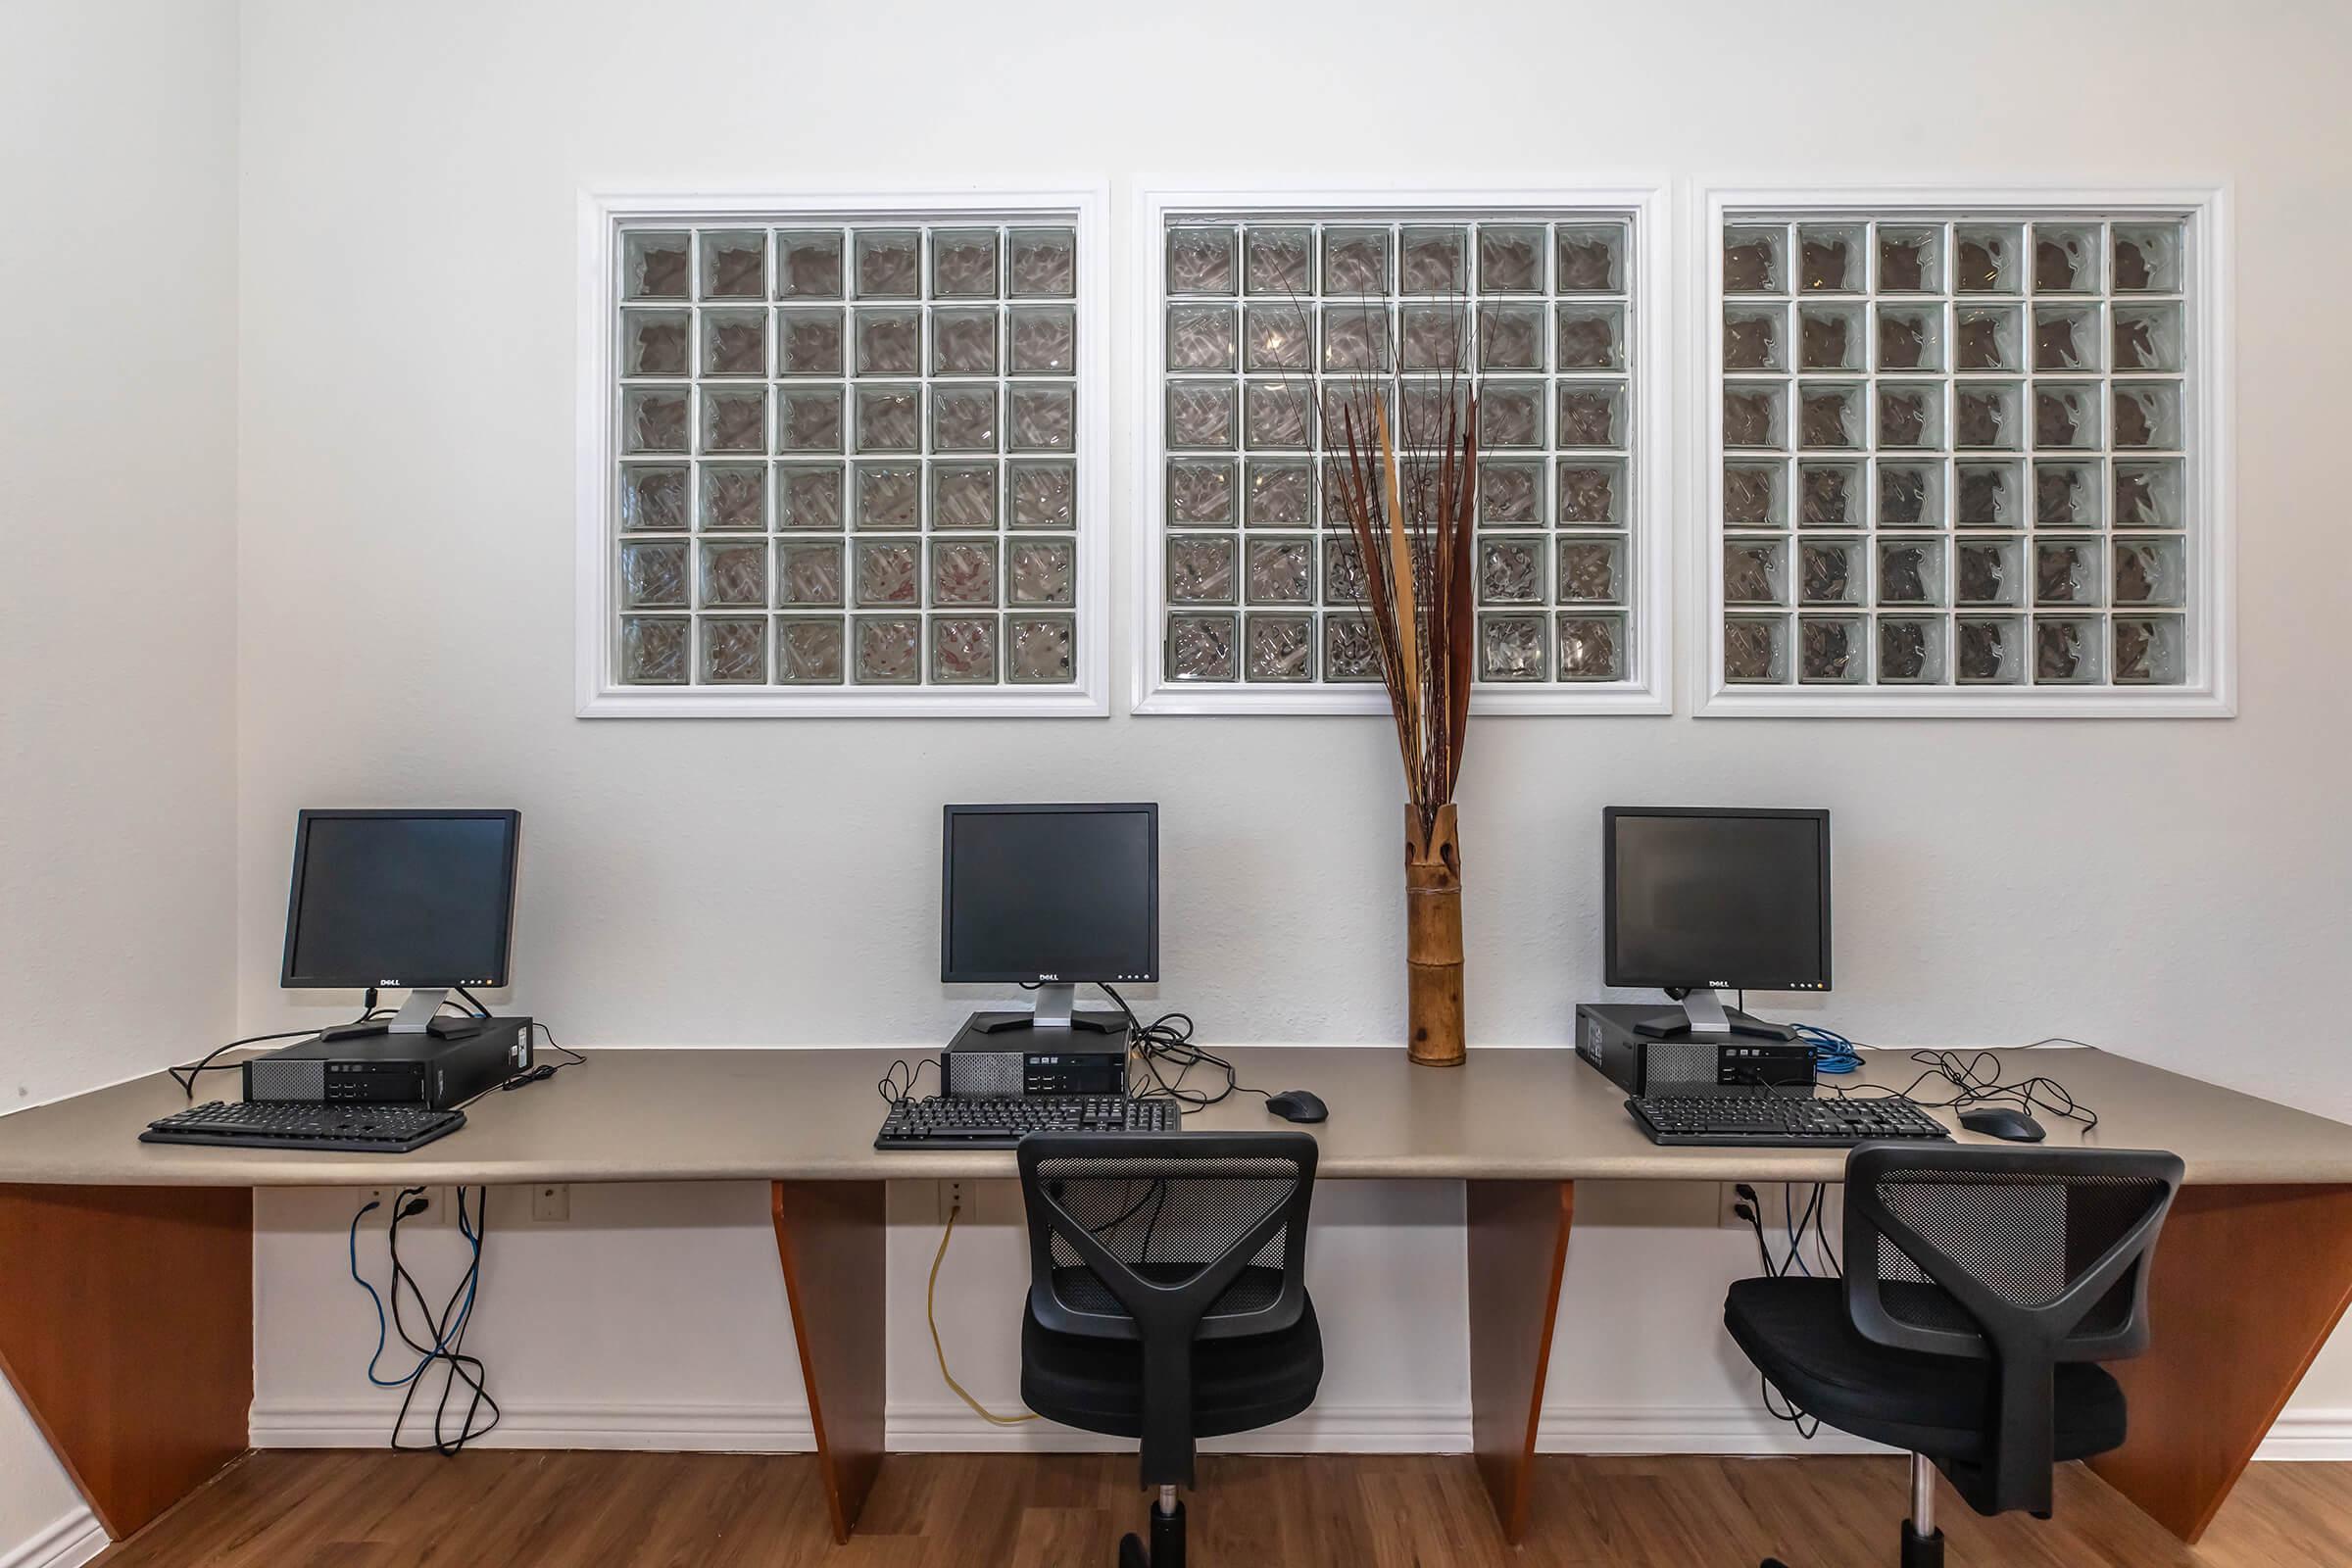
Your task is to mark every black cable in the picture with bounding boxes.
[383,1186,499,1454]
[453,986,493,1020]
[877,1056,939,1109]
[1830,1045,2100,1133]
[1099,982,1269,1113]
[169,1005,393,1099]
[495,1022,585,1095]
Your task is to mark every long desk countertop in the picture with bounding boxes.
[1,1044,2346,1188]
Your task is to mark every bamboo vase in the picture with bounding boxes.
[1404,802,1465,1067]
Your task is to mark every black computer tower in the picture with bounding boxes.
[242,1017,531,1108]
[1574,1004,1814,1097]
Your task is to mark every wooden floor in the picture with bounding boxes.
[93,1451,2352,1567]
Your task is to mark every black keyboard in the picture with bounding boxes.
[1628,1093,1951,1148]
[875,1096,1178,1150]
[143,1101,466,1152]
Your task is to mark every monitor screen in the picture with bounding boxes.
[941,805,1157,985]
[1604,808,1830,992]
[281,811,519,989]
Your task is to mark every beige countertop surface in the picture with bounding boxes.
[0,1044,2344,1188]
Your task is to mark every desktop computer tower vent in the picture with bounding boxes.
[244,1056,327,1102]
[943,1051,1026,1099]
[1644,1040,1722,1090]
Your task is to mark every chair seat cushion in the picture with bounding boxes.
[1724,1277,2126,1463]
[1021,1293,1322,1441]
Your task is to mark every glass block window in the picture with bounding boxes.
[583,191,1105,716]
[1135,191,1667,714]
[1703,193,2229,715]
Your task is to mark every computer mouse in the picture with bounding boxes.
[1265,1089,1328,1124]
[1960,1106,2046,1143]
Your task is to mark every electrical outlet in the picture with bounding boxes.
[1720,1182,1754,1231]
[531,1183,570,1223]
[358,1184,450,1226]
[939,1178,969,1224]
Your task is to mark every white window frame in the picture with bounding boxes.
[575,182,1111,717]
[1690,183,2234,718]
[1131,181,1674,717]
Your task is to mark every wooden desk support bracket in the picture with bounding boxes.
[1466,1179,1575,1545]
[771,1178,887,1544]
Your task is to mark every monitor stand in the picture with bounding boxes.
[318,987,487,1044]
[1632,986,1797,1042]
[959,983,1125,1040]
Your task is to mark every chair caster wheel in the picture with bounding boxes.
[1119,1531,1148,1568]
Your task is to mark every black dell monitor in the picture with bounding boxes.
[941,803,1156,1040]
[281,808,521,1039]
[1603,807,1830,1040]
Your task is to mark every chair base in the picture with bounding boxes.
[1760,1519,1944,1568]
[1119,1495,1184,1568]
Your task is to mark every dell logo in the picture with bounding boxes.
[1038,972,1060,980]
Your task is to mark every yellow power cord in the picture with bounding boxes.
[929,1203,1038,1425]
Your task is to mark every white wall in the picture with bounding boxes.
[0,0,241,1552]
[215,0,2343,1466]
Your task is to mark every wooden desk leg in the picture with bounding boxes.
[1465,1179,1575,1546]
[2089,1182,2352,1544]
[0,1184,252,1541]
[771,1179,886,1544]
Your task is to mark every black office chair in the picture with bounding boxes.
[1017,1131,1322,1568]
[1725,1143,2182,1568]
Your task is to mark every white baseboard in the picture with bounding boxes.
[2253,1408,2352,1461]
[0,1509,105,1568]
[887,1401,1469,1454]
[250,1398,817,1452]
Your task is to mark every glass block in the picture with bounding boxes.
[622,387,690,454]
[1876,539,1942,606]
[1796,462,1860,528]
[1481,381,1545,449]
[1956,306,2023,371]
[2032,223,2100,293]
[619,540,688,609]
[1876,225,1940,292]
[855,464,920,530]
[854,308,922,376]
[2112,536,2185,608]
[1006,305,1076,374]
[2113,614,2185,684]
[621,231,690,300]
[1245,381,1312,450]
[1558,538,1624,604]
[620,615,688,684]
[1165,382,1235,450]
[700,231,765,301]
[2034,385,2100,450]
[1798,539,1863,606]
[701,540,767,609]
[1321,303,1392,373]
[776,463,844,529]
[2112,302,2183,372]
[777,308,845,375]
[1324,535,1368,603]
[1398,380,1467,450]
[1953,382,2023,452]
[1723,225,1786,294]
[1320,382,1390,451]
[1798,615,1866,683]
[1796,383,1863,451]
[1876,383,1941,449]
[1481,460,1542,524]
[930,539,998,607]
[1956,536,2025,606]
[1398,225,1467,292]
[1876,304,1942,372]
[1723,383,1785,449]
[1167,226,1237,296]
[853,229,921,299]
[924,463,995,531]
[930,229,1000,298]
[1724,615,1788,682]
[1724,305,1787,371]
[1245,614,1314,682]
[1400,303,1468,370]
[931,309,998,376]
[856,385,921,453]
[1008,386,1075,452]
[1877,615,1944,683]
[1555,223,1624,293]
[854,614,921,684]
[618,465,688,532]
[1009,460,1076,528]
[621,309,690,376]
[929,615,998,684]
[2033,304,2100,373]
[1322,227,1391,294]
[1554,303,1625,370]
[1169,459,1238,526]
[2034,462,2101,528]
[1324,614,1381,681]
[774,616,845,685]
[1558,460,1625,526]
[2113,459,2184,529]
[931,385,998,453]
[1167,304,1237,372]
[2112,222,2183,293]
[700,463,766,530]
[776,230,844,300]
[701,388,767,455]
[1725,539,1787,606]
[1956,615,2027,683]
[2112,382,2180,450]
[1480,225,1545,293]
[854,539,920,608]
[1007,614,1076,683]
[1478,304,1544,371]
[1007,537,1076,607]
[1954,461,2022,529]
[1724,460,1788,529]
[1007,227,1077,298]
[2033,615,2101,683]
[1244,305,1311,372]
[1876,462,1943,528]
[1480,535,1545,605]
[1245,225,1313,295]
[700,615,766,683]
[1166,534,1237,605]
[1167,612,1238,681]
[2034,538,2102,607]
[1556,383,1625,449]
[1246,460,1311,528]
[1954,224,2024,294]
[1797,303,1865,371]
[1558,613,1625,680]
[777,387,844,454]
[1479,612,1547,681]
[1796,222,1865,292]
